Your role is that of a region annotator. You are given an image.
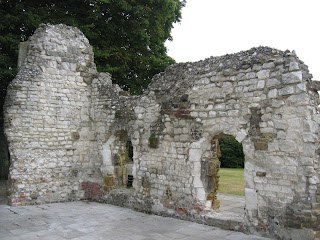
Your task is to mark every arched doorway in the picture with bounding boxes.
[201,133,245,222]
[217,136,245,217]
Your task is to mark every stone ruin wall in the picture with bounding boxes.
[3,24,320,239]
[4,24,138,203]
[130,50,320,239]
[4,24,98,203]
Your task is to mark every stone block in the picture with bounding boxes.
[309,176,320,185]
[282,72,302,84]
[304,120,319,133]
[246,72,256,79]
[267,78,281,87]
[252,64,262,71]
[195,187,206,201]
[289,62,300,71]
[271,100,285,108]
[257,80,265,89]
[302,133,318,143]
[193,177,203,188]
[199,112,208,118]
[245,188,258,210]
[235,129,247,143]
[279,140,296,152]
[263,62,275,69]
[257,70,270,79]
[209,111,216,117]
[273,120,288,130]
[179,134,189,142]
[268,89,278,98]
[279,86,295,96]
[191,162,201,176]
[296,83,307,92]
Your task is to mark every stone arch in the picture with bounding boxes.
[101,130,135,190]
[199,127,248,209]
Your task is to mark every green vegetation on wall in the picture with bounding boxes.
[149,133,159,148]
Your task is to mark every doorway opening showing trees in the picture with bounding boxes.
[216,135,245,217]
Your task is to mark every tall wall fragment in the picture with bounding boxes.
[4,24,96,204]
[4,24,320,239]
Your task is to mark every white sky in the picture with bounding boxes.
[166,0,320,80]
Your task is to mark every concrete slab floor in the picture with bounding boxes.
[0,201,272,240]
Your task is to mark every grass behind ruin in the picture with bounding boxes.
[218,168,245,196]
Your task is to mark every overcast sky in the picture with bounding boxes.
[166,0,320,80]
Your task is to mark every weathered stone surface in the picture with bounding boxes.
[3,24,320,240]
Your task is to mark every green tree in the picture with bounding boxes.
[218,137,245,168]
[0,0,185,108]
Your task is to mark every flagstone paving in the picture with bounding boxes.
[0,201,272,240]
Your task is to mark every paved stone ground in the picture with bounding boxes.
[0,180,8,205]
[218,193,245,215]
[0,201,272,240]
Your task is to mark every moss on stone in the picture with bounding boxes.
[149,133,159,148]
[115,110,122,119]
[104,175,114,187]
[71,132,80,140]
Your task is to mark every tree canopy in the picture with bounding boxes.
[0,0,185,109]
[218,137,245,168]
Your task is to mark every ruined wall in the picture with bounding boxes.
[4,24,320,239]
[4,24,99,204]
[89,71,137,192]
[4,24,137,204]
[129,49,320,239]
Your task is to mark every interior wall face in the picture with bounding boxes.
[4,24,320,239]
[4,24,97,204]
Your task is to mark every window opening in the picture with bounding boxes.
[127,175,133,188]
[126,140,133,162]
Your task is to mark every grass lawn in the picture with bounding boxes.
[218,168,245,196]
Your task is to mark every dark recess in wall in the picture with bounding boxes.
[0,115,9,180]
